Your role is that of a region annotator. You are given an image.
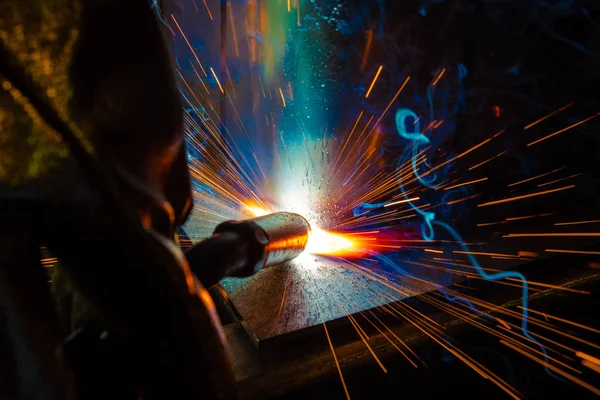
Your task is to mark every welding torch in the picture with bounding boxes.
[185,212,311,287]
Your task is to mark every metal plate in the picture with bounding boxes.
[220,254,446,342]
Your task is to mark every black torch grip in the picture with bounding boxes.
[185,231,253,288]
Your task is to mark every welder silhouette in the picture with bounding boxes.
[0,1,238,398]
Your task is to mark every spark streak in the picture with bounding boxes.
[431,68,446,86]
[524,103,573,130]
[443,177,487,191]
[477,185,575,207]
[554,219,600,226]
[202,0,214,20]
[171,14,208,76]
[167,3,600,397]
[505,233,600,238]
[279,87,286,107]
[546,249,600,255]
[365,65,383,98]
[527,111,600,146]
[210,67,225,93]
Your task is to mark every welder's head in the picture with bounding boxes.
[70,0,191,226]
[0,0,192,231]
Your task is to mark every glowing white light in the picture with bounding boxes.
[305,226,355,255]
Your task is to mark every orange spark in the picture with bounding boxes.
[383,197,420,208]
[210,67,225,93]
[524,102,574,130]
[361,30,373,71]
[555,219,600,226]
[202,0,214,20]
[504,233,600,238]
[496,318,511,330]
[537,172,583,187]
[279,87,287,107]
[469,150,508,171]
[171,14,208,76]
[477,221,505,227]
[365,65,383,98]
[546,249,600,255]
[443,177,487,191]
[582,360,600,374]
[517,251,538,258]
[528,111,600,146]
[432,68,446,86]
[367,76,411,136]
[277,271,291,319]
[323,322,351,400]
[477,185,574,207]
[508,167,564,187]
[501,341,600,396]
[446,193,480,205]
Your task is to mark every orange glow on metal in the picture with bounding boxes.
[537,172,583,187]
[244,203,374,257]
[228,3,240,57]
[383,197,420,208]
[422,129,504,180]
[505,213,554,221]
[366,76,411,137]
[577,352,600,365]
[306,227,362,256]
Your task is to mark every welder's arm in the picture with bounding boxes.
[185,212,310,287]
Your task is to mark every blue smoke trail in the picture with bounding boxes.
[357,104,562,380]
[400,104,562,379]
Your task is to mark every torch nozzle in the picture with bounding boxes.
[185,212,310,287]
